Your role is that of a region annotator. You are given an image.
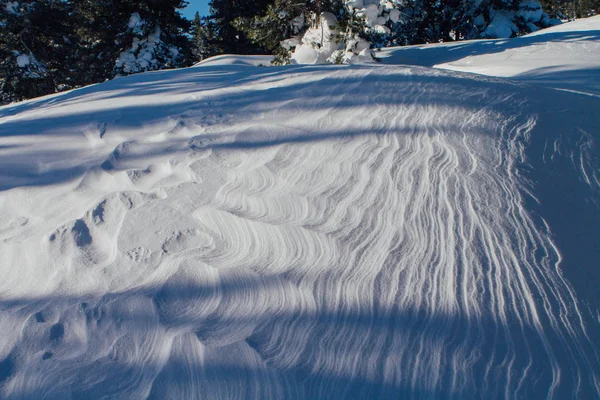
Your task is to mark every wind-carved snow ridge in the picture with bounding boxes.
[0,61,599,399]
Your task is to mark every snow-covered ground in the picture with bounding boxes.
[381,15,600,97]
[0,16,599,400]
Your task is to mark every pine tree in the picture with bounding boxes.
[233,0,347,63]
[576,0,600,16]
[70,0,124,87]
[111,0,192,76]
[1,0,75,104]
[207,0,271,54]
[191,12,219,62]
[70,0,192,80]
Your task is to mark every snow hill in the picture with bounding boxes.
[380,15,600,97]
[0,16,599,400]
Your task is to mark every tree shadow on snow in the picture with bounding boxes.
[0,268,594,399]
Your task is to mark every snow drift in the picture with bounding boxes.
[0,16,599,400]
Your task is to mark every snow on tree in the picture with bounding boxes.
[112,1,191,76]
[289,11,374,64]
[477,0,553,38]
[366,0,556,44]
[68,0,191,83]
[1,0,193,104]
[115,13,181,75]
[235,0,378,64]
[1,0,583,103]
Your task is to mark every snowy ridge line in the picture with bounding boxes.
[0,64,599,398]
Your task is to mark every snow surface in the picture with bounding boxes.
[196,54,274,67]
[0,15,600,400]
[380,15,600,97]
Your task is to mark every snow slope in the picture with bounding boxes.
[0,17,600,400]
[380,15,600,96]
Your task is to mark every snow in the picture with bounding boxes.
[4,1,19,14]
[127,12,144,30]
[362,4,380,26]
[335,37,373,64]
[485,10,518,38]
[291,13,305,34]
[517,0,544,23]
[291,12,340,65]
[0,15,600,400]
[374,24,391,35]
[379,15,600,96]
[474,14,486,28]
[346,0,364,10]
[16,54,30,68]
[355,1,398,29]
[388,8,400,23]
[116,26,162,74]
[287,12,375,65]
[196,54,274,67]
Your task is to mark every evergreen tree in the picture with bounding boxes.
[1,0,75,104]
[576,0,600,16]
[207,0,271,55]
[191,11,219,62]
[111,0,192,76]
[538,0,599,19]
[234,0,347,63]
[70,0,192,80]
[414,0,446,43]
[70,0,124,87]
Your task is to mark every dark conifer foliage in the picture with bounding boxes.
[206,0,271,54]
[539,0,600,18]
[1,1,75,103]
[69,0,124,87]
[191,11,220,62]
[233,0,347,63]
[72,0,191,78]
[1,0,192,105]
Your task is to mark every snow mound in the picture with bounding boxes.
[0,15,599,400]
